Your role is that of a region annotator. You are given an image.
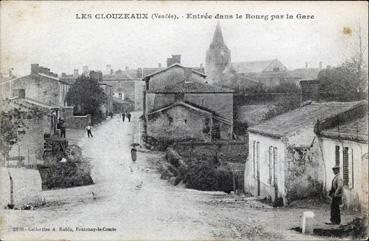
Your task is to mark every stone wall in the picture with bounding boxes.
[284,139,324,203]
[134,81,145,111]
[65,114,91,129]
[185,93,233,122]
[147,105,212,142]
[173,141,247,164]
[8,114,51,166]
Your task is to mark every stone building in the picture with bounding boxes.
[244,100,366,206]
[10,64,70,107]
[205,22,231,84]
[98,83,114,115]
[143,63,234,142]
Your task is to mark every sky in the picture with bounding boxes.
[1,1,368,76]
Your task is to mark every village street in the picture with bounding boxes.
[2,114,354,241]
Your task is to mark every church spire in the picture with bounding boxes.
[210,22,225,48]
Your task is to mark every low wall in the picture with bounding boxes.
[65,114,91,129]
[0,167,42,208]
[173,141,248,164]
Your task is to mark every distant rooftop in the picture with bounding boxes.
[148,81,233,94]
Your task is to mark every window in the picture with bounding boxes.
[342,147,354,188]
[335,145,340,166]
[268,147,273,184]
[268,146,277,185]
[252,141,256,178]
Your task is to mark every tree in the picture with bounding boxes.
[318,62,367,101]
[65,75,107,115]
[320,24,369,101]
[0,108,26,165]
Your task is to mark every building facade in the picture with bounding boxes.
[144,64,234,143]
[244,101,367,206]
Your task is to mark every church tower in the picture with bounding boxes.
[205,22,231,84]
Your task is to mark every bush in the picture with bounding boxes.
[185,159,234,193]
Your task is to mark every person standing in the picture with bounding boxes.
[127,112,132,122]
[86,124,93,138]
[328,165,343,225]
[60,121,66,138]
[131,147,137,162]
[122,112,125,122]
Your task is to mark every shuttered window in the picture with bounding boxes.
[342,146,354,188]
[343,147,349,186]
[335,145,340,166]
[252,141,256,178]
[268,147,273,184]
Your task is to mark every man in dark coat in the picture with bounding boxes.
[127,112,131,122]
[122,112,125,122]
[328,165,343,225]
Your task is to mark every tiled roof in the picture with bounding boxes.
[320,115,368,143]
[143,63,206,79]
[148,101,232,125]
[149,81,234,93]
[232,59,287,74]
[248,101,365,138]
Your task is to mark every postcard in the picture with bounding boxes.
[0,1,368,240]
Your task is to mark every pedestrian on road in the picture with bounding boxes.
[122,112,125,122]
[127,112,132,122]
[327,165,343,225]
[131,147,137,162]
[86,124,93,138]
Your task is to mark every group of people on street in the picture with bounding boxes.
[122,112,132,122]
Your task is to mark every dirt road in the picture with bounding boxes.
[1,114,343,240]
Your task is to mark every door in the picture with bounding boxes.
[256,142,260,196]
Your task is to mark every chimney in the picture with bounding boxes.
[319,61,322,69]
[305,62,308,69]
[184,68,192,82]
[31,64,39,74]
[73,69,79,78]
[158,63,162,68]
[125,66,129,71]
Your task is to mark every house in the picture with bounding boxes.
[98,83,114,115]
[10,64,70,107]
[143,64,234,143]
[244,100,366,206]
[318,114,368,212]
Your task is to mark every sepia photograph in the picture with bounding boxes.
[0,1,368,240]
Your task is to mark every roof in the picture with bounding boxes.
[148,101,212,116]
[148,101,232,125]
[248,101,365,138]
[143,63,207,79]
[320,115,368,143]
[148,81,234,94]
[232,59,287,74]
[9,98,59,111]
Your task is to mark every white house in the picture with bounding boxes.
[244,101,366,206]
[319,115,368,212]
